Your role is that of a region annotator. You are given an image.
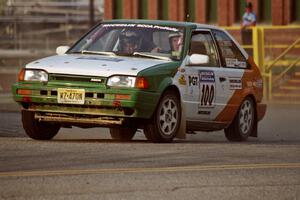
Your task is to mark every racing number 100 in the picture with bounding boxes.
[200,84,214,106]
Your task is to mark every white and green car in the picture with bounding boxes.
[12,20,266,142]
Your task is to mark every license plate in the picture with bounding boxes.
[57,88,85,104]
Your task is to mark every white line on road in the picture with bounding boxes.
[0,163,299,178]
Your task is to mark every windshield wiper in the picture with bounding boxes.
[133,52,171,61]
[81,50,116,56]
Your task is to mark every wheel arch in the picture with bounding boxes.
[152,83,182,118]
[161,85,181,100]
[155,76,182,110]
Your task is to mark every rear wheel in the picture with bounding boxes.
[109,128,136,141]
[144,91,181,143]
[22,110,60,140]
[224,97,256,142]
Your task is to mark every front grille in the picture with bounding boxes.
[49,74,106,84]
[97,93,104,98]
[40,90,47,95]
[85,92,94,98]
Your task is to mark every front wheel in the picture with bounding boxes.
[22,110,60,140]
[144,91,181,143]
[224,97,256,142]
[109,128,136,141]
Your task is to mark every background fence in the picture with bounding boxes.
[0,0,103,92]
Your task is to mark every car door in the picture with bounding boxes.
[178,28,249,123]
[179,30,226,122]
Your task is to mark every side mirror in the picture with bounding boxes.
[56,46,70,55]
[188,54,209,65]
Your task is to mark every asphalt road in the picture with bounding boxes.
[0,103,299,200]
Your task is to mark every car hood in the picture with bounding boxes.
[26,54,170,77]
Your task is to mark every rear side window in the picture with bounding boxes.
[212,30,247,69]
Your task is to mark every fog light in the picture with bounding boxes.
[115,94,131,100]
[17,89,32,95]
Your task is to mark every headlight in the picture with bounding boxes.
[19,69,48,82]
[107,76,136,88]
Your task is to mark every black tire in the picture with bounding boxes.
[144,91,181,143]
[22,110,60,140]
[224,97,256,142]
[109,128,136,141]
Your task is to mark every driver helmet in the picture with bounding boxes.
[169,32,183,51]
[118,30,141,54]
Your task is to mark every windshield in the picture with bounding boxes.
[68,23,185,60]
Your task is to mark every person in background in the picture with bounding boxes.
[241,2,256,56]
[241,2,257,29]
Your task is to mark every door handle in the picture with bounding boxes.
[219,77,226,82]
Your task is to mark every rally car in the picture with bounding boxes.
[12,20,266,142]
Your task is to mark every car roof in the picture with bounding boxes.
[103,19,224,31]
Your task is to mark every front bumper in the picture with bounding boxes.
[12,82,160,123]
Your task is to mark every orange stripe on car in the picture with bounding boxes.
[215,57,265,123]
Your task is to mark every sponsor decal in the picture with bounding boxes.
[103,24,136,28]
[220,40,233,47]
[187,74,199,95]
[247,79,262,88]
[256,79,263,88]
[178,75,187,85]
[188,75,198,86]
[177,67,185,73]
[199,70,215,82]
[137,24,179,32]
[246,81,253,87]
[225,58,246,68]
[91,78,104,83]
[229,77,242,90]
[77,57,123,62]
[198,70,215,109]
[103,24,179,32]
[198,110,211,115]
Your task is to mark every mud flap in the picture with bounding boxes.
[176,102,186,139]
[250,114,258,137]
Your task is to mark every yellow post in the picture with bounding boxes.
[268,72,272,101]
[252,27,268,99]
[252,27,259,67]
[252,27,265,70]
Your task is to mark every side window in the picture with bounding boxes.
[189,31,219,67]
[213,30,247,69]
